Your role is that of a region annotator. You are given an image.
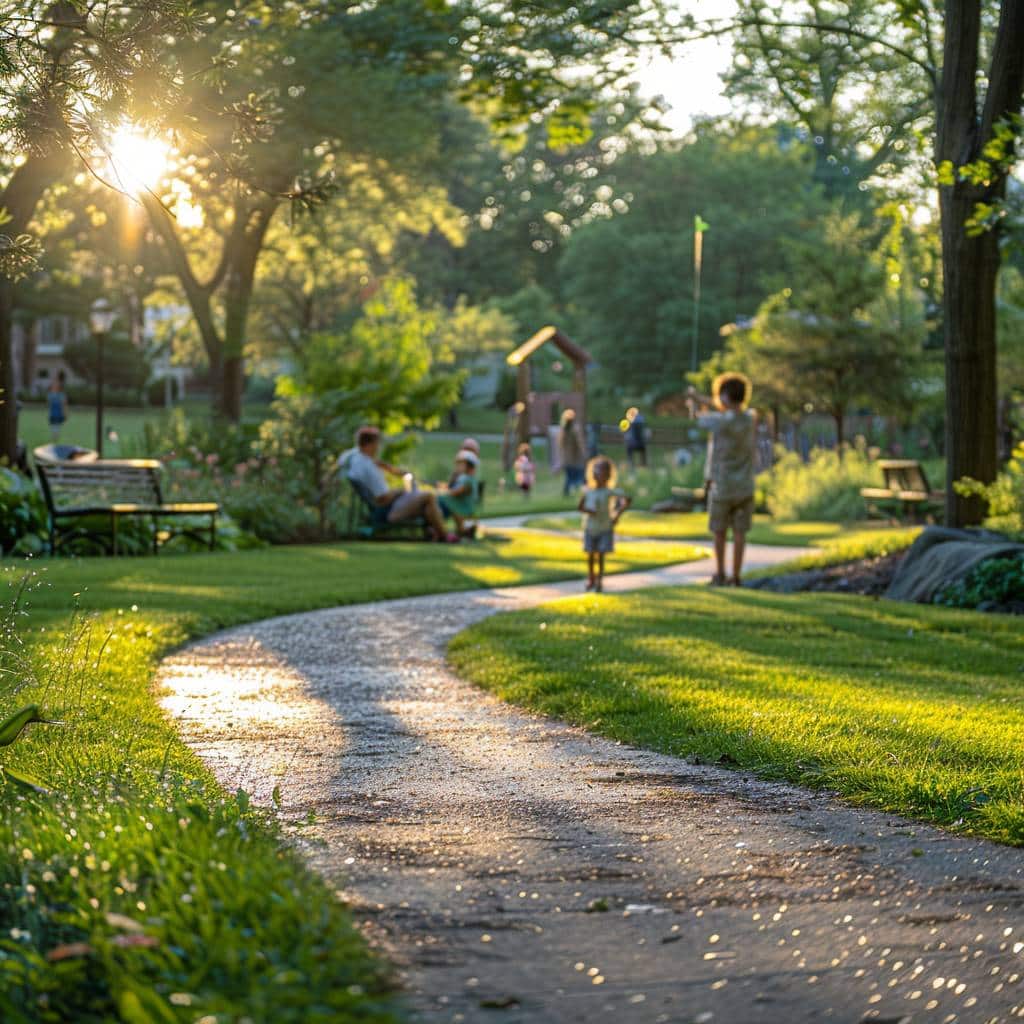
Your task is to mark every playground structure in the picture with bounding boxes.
[506,326,592,445]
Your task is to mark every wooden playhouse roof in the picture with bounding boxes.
[506,325,592,368]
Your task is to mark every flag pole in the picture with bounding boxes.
[691,214,708,373]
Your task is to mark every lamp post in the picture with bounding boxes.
[89,298,116,457]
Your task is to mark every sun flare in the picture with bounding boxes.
[108,124,170,192]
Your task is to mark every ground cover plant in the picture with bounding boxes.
[0,533,702,1021]
[450,587,1024,845]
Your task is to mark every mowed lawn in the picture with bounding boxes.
[524,509,920,549]
[0,532,702,1022]
[449,586,1024,845]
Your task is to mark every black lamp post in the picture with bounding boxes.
[89,298,116,456]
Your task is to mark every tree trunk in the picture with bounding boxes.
[936,0,1024,525]
[0,283,18,463]
[217,201,277,422]
[20,317,37,392]
[939,198,1000,525]
[833,407,845,457]
[0,153,66,462]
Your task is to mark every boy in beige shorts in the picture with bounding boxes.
[687,374,756,585]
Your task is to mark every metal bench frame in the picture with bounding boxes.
[345,478,430,540]
[35,459,219,556]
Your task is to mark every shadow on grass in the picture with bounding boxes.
[450,587,1024,843]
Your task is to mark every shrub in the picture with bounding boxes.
[956,442,1024,536]
[619,452,707,507]
[935,557,1024,609]
[760,445,878,521]
[0,469,47,555]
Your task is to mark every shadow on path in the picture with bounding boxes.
[158,548,1024,1024]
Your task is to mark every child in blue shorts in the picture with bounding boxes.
[578,456,631,592]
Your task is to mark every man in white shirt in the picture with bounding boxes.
[342,426,457,542]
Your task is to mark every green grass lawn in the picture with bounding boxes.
[522,510,920,549]
[450,586,1024,845]
[744,526,922,576]
[0,532,701,1022]
[20,402,168,455]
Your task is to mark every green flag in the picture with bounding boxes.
[694,214,710,233]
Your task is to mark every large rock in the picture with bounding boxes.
[885,525,1024,603]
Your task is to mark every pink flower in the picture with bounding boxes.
[206,453,219,465]
[234,462,247,476]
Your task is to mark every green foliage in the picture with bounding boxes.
[724,0,932,202]
[281,277,463,430]
[62,334,151,397]
[560,125,831,392]
[451,583,1024,843]
[702,210,926,431]
[760,446,879,521]
[998,268,1024,394]
[0,469,47,556]
[956,442,1024,535]
[935,557,1024,610]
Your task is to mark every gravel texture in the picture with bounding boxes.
[158,548,1024,1024]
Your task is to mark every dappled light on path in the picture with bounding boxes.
[158,550,1024,1023]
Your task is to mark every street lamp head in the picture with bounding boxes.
[90,298,116,335]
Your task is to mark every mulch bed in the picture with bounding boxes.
[746,551,907,597]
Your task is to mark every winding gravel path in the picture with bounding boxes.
[158,546,1024,1023]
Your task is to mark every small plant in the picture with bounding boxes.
[935,556,1024,610]
[0,703,55,791]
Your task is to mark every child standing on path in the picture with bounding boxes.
[687,373,757,586]
[513,442,535,498]
[579,456,631,592]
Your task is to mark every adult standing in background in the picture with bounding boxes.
[624,406,647,468]
[558,408,585,495]
[48,371,68,443]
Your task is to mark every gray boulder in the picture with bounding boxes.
[885,525,1024,603]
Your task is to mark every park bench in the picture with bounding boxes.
[860,459,943,522]
[669,485,707,511]
[35,458,219,556]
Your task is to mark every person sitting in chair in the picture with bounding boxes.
[343,426,458,543]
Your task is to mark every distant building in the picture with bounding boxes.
[12,316,88,396]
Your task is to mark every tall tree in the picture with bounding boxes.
[724,0,931,201]
[657,0,1024,524]
[141,1,451,421]
[559,123,829,393]
[0,1,192,460]
[727,211,923,450]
